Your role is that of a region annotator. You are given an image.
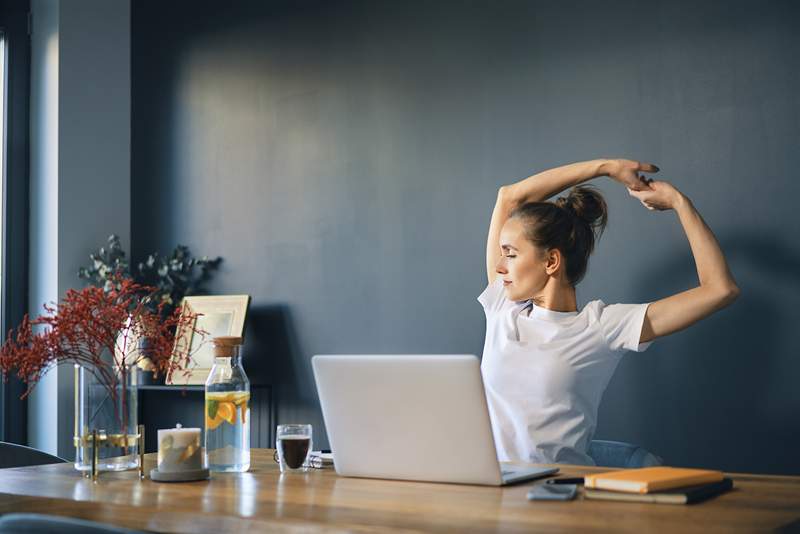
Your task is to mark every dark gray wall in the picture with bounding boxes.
[132,0,800,474]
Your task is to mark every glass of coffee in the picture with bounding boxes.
[276,424,313,473]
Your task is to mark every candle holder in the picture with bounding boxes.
[138,424,145,479]
[149,423,210,482]
[82,425,145,481]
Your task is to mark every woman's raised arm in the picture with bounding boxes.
[628,180,740,343]
[485,159,659,283]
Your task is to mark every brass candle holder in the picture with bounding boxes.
[91,429,98,482]
[138,424,145,479]
[79,425,146,481]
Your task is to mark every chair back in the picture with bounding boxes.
[0,513,144,533]
[0,441,67,469]
[588,439,663,468]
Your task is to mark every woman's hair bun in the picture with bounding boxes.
[509,184,609,286]
[556,185,608,236]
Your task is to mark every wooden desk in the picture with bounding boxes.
[0,449,798,533]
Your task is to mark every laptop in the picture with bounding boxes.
[311,354,558,486]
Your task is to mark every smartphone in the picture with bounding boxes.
[527,483,578,501]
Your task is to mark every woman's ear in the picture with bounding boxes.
[545,249,562,276]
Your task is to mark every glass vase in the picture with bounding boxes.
[73,363,139,472]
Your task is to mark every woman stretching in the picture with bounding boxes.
[480,158,739,465]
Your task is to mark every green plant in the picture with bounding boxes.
[77,235,129,292]
[78,234,222,318]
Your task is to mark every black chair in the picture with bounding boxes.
[0,442,67,469]
[0,447,143,533]
[0,514,144,534]
[587,439,664,468]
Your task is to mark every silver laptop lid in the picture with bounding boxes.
[312,354,504,485]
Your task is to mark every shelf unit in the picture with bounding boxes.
[137,384,276,453]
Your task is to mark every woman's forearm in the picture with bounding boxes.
[502,159,610,206]
[674,195,739,294]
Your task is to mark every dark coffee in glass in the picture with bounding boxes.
[278,436,310,469]
[276,424,313,472]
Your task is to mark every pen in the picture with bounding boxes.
[546,477,585,485]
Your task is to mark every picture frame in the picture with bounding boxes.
[167,294,251,385]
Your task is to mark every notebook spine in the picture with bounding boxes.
[683,478,734,504]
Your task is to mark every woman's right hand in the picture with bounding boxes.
[602,159,660,191]
[627,179,685,211]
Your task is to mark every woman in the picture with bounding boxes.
[480,158,739,465]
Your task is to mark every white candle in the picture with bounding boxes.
[157,423,203,473]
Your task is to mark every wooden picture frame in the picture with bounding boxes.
[167,295,251,385]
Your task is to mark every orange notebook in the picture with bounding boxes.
[583,467,725,494]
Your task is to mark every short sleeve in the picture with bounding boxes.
[596,301,653,353]
[477,277,508,314]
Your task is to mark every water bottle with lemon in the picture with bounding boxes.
[205,336,250,472]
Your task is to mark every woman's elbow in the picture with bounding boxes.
[717,283,741,307]
[497,185,512,204]
[728,284,741,303]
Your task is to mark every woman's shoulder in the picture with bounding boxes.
[580,299,607,319]
[581,298,641,324]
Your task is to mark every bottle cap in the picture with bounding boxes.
[212,336,243,346]
[213,336,243,357]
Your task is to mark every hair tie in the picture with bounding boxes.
[556,196,575,215]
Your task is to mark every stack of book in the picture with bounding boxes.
[583,467,733,505]
[309,451,335,468]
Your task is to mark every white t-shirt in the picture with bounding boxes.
[478,277,653,465]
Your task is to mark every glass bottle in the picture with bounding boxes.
[204,336,250,472]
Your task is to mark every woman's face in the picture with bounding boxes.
[496,217,553,301]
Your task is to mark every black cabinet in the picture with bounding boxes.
[137,384,276,454]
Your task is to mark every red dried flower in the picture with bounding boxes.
[0,277,205,400]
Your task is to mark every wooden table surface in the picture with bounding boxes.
[0,449,798,533]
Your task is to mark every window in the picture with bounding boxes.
[0,30,7,440]
[0,32,5,335]
[0,7,31,443]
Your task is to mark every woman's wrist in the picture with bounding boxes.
[673,192,691,213]
[574,159,609,185]
[597,158,616,177]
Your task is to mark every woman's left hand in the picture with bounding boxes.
[603,159,660,191]
[627,179,685,211]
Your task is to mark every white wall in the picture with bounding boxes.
[28,0,130,458]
